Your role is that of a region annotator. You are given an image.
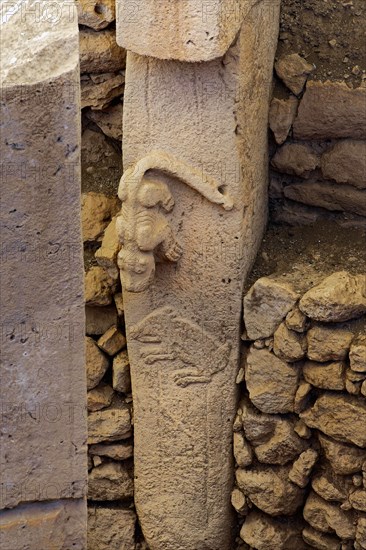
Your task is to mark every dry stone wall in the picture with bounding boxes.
[269,1,366,228]
[233,271,366,549]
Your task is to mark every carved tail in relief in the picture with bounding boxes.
[116,151,234,292]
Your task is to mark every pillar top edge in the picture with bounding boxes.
[116,0,277,62]
[0,0,79,88]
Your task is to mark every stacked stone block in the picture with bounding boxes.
[233,271,366,549]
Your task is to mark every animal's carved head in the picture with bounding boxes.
[117,248,155,292]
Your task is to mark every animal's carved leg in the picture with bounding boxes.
[173,368,212,387]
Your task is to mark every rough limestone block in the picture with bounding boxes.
[116,0,274,62]
[293,80,366,140]
[77,0,115,30]
[0,500,86,550]
[321,140,366,190]
[118,2,280,548]
[0,0,87,514]
[245,347,299,414]
[88,461,134,500]
[300,393,366,447]
[244,277,299,339]
[299,271,366,322]
[88,506,135,550]
[274,53,314,95]
[240,511,308,550]
[269,96,299,145]
[271,142,320,178]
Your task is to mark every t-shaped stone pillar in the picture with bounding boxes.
[0,2,87,548]
[116,2,280,548]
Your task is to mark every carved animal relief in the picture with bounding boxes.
[116,151,234,292]
[129,306,231,387]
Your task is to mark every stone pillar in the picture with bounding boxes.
[116,2,280,548]
[0,2,87,548]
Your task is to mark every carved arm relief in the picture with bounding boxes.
[116,151,234,292]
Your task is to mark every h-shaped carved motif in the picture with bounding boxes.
[116,151,234,292]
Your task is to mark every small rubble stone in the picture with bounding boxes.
[236,465,305,516]
[253,417,307,465]
[284,181,366,217]
[294,381,313,414]
[321,140,366,190]
[356,517,366,549]
[88,405,131,444]
[85,266,117,306]
[113,350,131,393]
[89,441,133,461]
[98,326,126,356]
[318,433,366,475]
[240,511,308,550]
[293,81,366,140]
[294,419,312,439]
[239,398,275,445]
[87,383,114,411]
[299,272,366,322]
[95,217,120,271]
[275,53,314,95]
[233,432,253,468]
[349,489,366,512]
[86,304,117,336]
[307,325,353,361]
[303,491,356,540]
[312,470,352,502]
[87,102,123,141]
[350,336,366,372]
[301,393,366,447]
[86,336,109,390]
[286,306,308,332]
[114,293,124,317]
[231,488,248,515]
[87,507,135,550]
[302,526,342,550]
[81,72,124,110]
[77,0,115,30]
[273,322,307,362]
[302,360,346,390]
[269,96,299,144]
[88,461,133,500]
[289,448,318,488]
[81,191,120,242]
[271,142,319,178]
[243,277,299,339]
[245,347,299,414]
[79,29,126,74]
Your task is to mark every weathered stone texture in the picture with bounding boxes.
[240,511,308,550]
[87,506,135,550]
[0,0,87,513]
[88,461,134,500]
[87,404,131,444]
[269,96,299,145]
[321,140,366,190]
[77,0,115,30]
[116,0,272,62]
[119,2,281,548]
[300,393,366,447]
[0,500,86,550]
[79,28,126,73]
[271,142,319,178]
[299,272,366,322]
[245,347,299,413]
[275,53,314,95]
[243,277,299,339]
[293,81,366,140]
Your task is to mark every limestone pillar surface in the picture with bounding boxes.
[0,2,87,548]
[116,2,280,548]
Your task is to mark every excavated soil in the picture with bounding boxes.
[277,0,366,87]
[246,221,366,292]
